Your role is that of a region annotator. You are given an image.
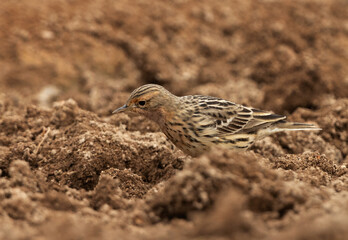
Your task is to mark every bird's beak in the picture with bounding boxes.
[112,104,128,114]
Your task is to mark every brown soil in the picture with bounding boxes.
[1,0,348,239]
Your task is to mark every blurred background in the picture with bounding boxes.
[1,0,347,116]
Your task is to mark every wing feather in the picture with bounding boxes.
[183,96,286,136]
[181,95,286,137]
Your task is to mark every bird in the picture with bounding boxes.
[113,84,321,157]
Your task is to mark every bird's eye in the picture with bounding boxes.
[138,101,146,106]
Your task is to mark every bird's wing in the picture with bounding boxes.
[189,96,286,136]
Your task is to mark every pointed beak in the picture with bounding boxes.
[112,104,128,114]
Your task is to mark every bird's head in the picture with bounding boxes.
[113,84,177,123]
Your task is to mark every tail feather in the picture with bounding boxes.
[256,120,321,139]
[275,121,322,131]
[212,120,321,151]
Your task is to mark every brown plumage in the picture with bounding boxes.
[113,84,321,157]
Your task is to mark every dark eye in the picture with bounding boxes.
[138,101,146,106]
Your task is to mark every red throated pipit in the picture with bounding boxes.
[113,84,321,157]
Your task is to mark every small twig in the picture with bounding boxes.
[34,127,51,155]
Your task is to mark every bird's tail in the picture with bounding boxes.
[275,120,322,131]
[256,120,321,139]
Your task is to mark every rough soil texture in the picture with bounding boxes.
[1,0,348,239]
